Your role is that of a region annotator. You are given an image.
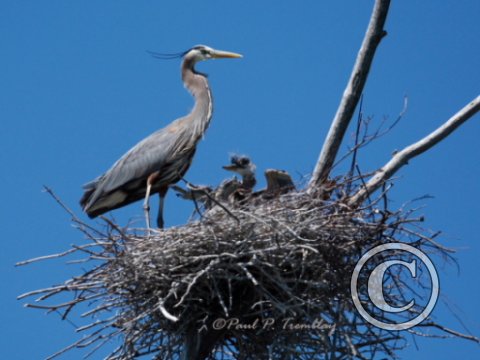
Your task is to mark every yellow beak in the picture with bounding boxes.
[211,49,243,59]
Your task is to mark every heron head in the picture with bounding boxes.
[148,45,242,64]
[223,155,256,177]
[186,45,243,62]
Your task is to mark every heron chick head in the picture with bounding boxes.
[222,155,256,177]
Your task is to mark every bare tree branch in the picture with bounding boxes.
[309,0,391,189]
[348,95,480,206]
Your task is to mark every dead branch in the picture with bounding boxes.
[348,95,480,206]
[309,0,391,189]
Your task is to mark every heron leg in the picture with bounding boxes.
[143,184,153,229]
[157,187,168,229]
[143,172,160,229]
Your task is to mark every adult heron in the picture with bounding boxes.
[80,45,242,228]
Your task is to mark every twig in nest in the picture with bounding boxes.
[180,177,240,224]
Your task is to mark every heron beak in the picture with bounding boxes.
[212,50,243,59]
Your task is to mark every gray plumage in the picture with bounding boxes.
[80,45,242,228]
[264,169,295,193]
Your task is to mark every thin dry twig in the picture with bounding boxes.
[349,95,480,206]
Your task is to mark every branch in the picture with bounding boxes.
[348,96,480,206]
[309,0,391,189]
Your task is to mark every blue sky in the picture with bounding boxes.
[2,1,479,358]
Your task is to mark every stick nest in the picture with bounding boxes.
[19,181,477,360]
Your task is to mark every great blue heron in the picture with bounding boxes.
[221,155,257,203]
[214,177,242,203]
[172,155,256,210]
[80,45,242,228]
[264,169,295,195]
[222,156,297,199]
[222,155,257,190]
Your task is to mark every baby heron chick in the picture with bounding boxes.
[222,155,257,190]
[264,169,295,194]
[220,155,257,204]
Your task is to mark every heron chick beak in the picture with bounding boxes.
[222,165,240,172]
[211,50,243,59]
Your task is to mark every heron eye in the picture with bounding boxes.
[200,49,208,55]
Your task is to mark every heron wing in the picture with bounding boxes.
[84,117,189,209]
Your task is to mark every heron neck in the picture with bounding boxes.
[242,173,256,190]
[182,60,213,140]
